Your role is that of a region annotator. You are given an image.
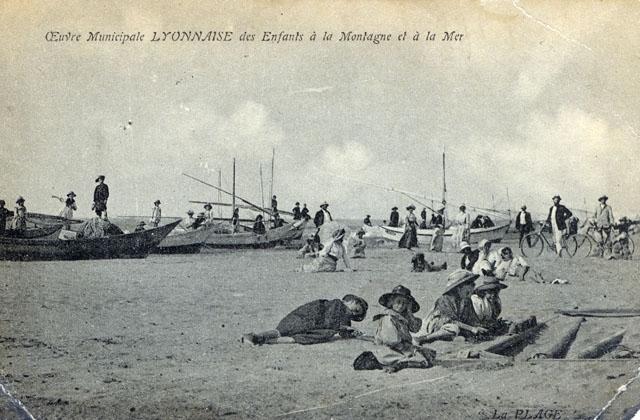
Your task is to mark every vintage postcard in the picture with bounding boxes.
[1,1,639,419]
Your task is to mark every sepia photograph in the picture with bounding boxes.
[1,1,639,418]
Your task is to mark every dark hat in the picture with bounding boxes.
[320,201,329,208]
[475,278,508,293]
[256,214,263,220]
[521,205,527,210]
[204,203,212,209]
[443,270,479,295]
[67,191,76,198]
[356,228,365,236]
[438,207,445,213]
[598,195,608,202]
[16,196,25,203]
[552,195,561,201]
[406,204,416,211]
[154,200,161,205]
[459,204,466,210]
[391,206,398,211]
[379,285,420,313]
[198,212,205,216]
[0,200,5,206]
[295,202,300,206]
[343,294,369,321]
[95,175,105,182]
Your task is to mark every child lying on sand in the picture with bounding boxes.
[242,294,368,345]
[411,253,447,272]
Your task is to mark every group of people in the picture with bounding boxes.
[0,196,27,234]
[243,269,509,373]
[460,239,531,282]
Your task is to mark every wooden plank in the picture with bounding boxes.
[574,330,626,359]
[527,318,585,360]
[556,308,640,318]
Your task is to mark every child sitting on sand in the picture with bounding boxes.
[351,229,367,259]
[242,294,368,345]
[415,270,488,344]
[411,253,447,272]
[353,285,435,373]
[471,278,509,335]
[489,247,530,281]
[298,234,321,258]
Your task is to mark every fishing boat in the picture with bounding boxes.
[0,220,180,261]
[381,221,511,246]
[155,223,219,254]
[202,219,306,249]
[0,225,62,239]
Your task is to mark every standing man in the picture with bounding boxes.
[292,202,302,220]
[150,200,162,227]
[93,175,109,220]
[0,200,9,235]
[545,195,572,256]
[271,195,278,213]
[231,208,240,233]
[594,195,615,254]
[389,207,400,227]
[515,205,533,246]
[420,208,428,229]
[313,201,332,228]
[301,203,310,221]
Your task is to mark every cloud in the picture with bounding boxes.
[320,141,373,174]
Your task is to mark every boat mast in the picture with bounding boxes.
[218,169,222,218]
[260,163,265,220]
[269,147,275,220]
[232,158,236,219]
[442,151,447,225]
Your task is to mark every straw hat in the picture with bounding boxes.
[459,241,471,252]
[443,270,479,294]
[406,204,416,211]
[379,285,420,313]
[67,191,76,198]
[475,278,508,293]
[320,201,329,208]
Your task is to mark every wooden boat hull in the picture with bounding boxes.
[0,225,62,239]
[202,220,306,249]
[0,220,180,261]
[155,224,217,254]
[381,221,510,246]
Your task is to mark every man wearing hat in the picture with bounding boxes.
[242,294,368,345]
[0,199,9,235]
[353,285,434,372]
[545,195,572,256]
[300,203,310,221]
[594,195,615,254]
[363,214,372,227]
[515,205,533,247]
[93,175,109,220]
[203,203,214,224]
[388,207,400,227]
[292,202,302,220]
[313,201,332,228]
[149,200,162,227]
[134,221,147,232]
[10,196,27,232]
[416,269,487,344]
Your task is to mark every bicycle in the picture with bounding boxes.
[572,223,635,258]
[519,224,577,258]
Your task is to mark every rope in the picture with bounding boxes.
[594,366,640,419]
[0,381,37,420]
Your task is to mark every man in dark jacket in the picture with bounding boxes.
[389,207,400,227]
[515,205,533,246]
[93,175,109,219]
[545,195,572,256]
[314,202,332,228]
[242,295,368,345]
[292,202,302,220]
[301,203,310,220]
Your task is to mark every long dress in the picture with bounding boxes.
[452,211,471,248]
[11,204,27,231]
[398,213,418,249]
[60,198,77,219]
[303,240,346,272]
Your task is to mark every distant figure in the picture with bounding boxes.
[183,210,196,229]
[398,205,418,250]
[301,203,310,221]
[351,229,367,258]
[0,200,8,235]
[389,207,400,227]
[231,208,240,232]
[271,195,278,212]
[271,211,284,228]
[452,204,471,249]
[204,203,214,223]
[193,212,207,230]
[313,201,332,228]
[253,214,266,234]
[545,195,572,256]
[471,215,484,229]
[57,191,78,220]
[363,214,372,227]
[93,175,109,219]
[611,217,634,260]
[459,241,480,271]
[292,202,302,220]
[515,205,533,246]
[430,207,445,252]
[303,228,352,273]
[594,195,614,253]
[420,208,428,229]
[134,221,146,232]
[411,253,447,272]
[482,215,495,228]
[11,196,27,232]
[149,200,162,227]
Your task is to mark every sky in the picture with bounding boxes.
[1,0,639,221]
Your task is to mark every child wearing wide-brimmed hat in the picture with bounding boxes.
[415,270,487,344]
[471,278,508,334]
[353,285,435,373]
[242,294,368,345]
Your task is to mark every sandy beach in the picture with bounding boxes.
[1,240,639,419]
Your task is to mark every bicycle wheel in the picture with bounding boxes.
[629,237,635,255]
[567,234,593,258]
[521,233,544,257]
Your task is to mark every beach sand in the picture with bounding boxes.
[1,240,639,419]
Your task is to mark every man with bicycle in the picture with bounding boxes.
[594,195,615,257]
[545,195,572,256]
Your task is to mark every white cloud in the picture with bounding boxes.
[321,141,373,174]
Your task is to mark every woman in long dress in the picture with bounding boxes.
[59,192,77,220]
[398,205,418,250]
[11,196,27,232]
[452,204,471,249]
[303,228,352,272]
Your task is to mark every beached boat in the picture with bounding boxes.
[381,221,511,246]
[202,220,306,249]
[0,220,180,261]
[155,224,217,254]
[0,225,62,239]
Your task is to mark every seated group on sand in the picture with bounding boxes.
[460,239,531,282]
[243,269,509,373]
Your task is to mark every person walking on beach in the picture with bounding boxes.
[398,205,418,250]
[545,195,572,256]
[93,175,109,219]
[313,201,332,228]
[11,196,27,232]
[149,200,161,227]
[241,294,368,345]
[389,207,400,227]
[515,205,533,246]
[292,202,302,220]
[0,200,9,235]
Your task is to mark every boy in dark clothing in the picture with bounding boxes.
[242,295,368,345]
